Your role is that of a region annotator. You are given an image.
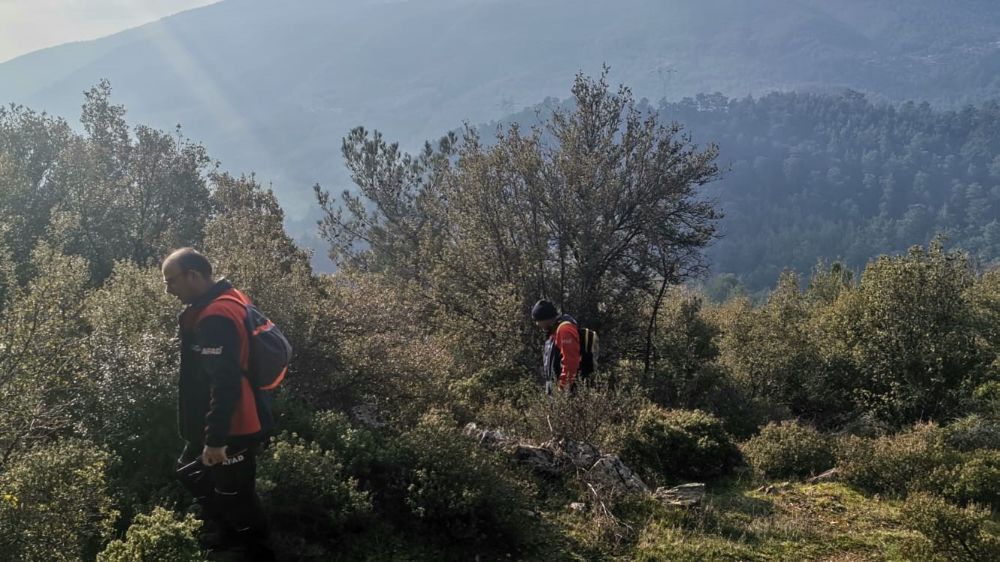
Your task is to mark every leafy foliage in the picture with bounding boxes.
[943,414,1000,452]
[835,423,959,497]
[2,75,1000,560]
[620,406,741,485]
[257,434,372,543]
[43,81,209,281]
[830,241,984,424]
[901,493,1000,562]
[98,507,202,562]
[319,70,721,366]
[398,411,538,552]
[741,420,835,479]
[0,439,118,561]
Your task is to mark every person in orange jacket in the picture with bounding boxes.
[163,247,275,560]
[531,299,582,394]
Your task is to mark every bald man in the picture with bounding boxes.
[163,248,274,560]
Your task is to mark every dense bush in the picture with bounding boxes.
[98,507,202,562]
[398,411,538,554]
[741,420,835,479]
[0,440,118,561]
[256,433,372,541]
[82,261,182,512]
[943,414,1000,451]
[713,274,840,421]
[520,375,647,451]
[972,381,1000,418]
[837,422,1000,511]
[307,409,402,485]
[322,269,458,426]
[620,406,741,485]
[825,243,985,426]
[939,450,1000,509]
[646,290,721,407]
[836,423,960,496]
[901,493,1000,562]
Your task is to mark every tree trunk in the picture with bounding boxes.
[644,268,671,376]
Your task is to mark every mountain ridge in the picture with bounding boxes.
[3,0,999,221]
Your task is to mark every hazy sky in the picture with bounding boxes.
[0,0,218,63]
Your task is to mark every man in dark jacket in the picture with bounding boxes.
[163,248,274,560]
[531,299,582,394]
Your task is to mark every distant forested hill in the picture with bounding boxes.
[662,92,1000,289]
[490,91,1000,290]
[3,0,1000,222]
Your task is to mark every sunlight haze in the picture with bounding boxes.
[0,0,217,62]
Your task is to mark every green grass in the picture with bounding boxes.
[554,480,918,561]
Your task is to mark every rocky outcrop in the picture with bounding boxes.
[586,455,650,495]
[464,423,704,507]
[512,444,563,476]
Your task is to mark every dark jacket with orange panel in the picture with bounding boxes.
[543,314,582,390]
[178,279,272,448]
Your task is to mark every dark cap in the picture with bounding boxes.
[531,299,559,321]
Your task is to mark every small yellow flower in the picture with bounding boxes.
[2,493,17,507]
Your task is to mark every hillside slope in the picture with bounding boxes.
[4,0,1000,219]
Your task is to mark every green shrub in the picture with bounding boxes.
[82,262,182,513]
[972,381,1000,417]
[98,507,202,562]
[741,420,835,479]
[536,377,647,451]
[620,406,741,485]
[268,394,320,439]
[399,410,537,553]
[309,409,400,482]
[836,423,960,496]
[257,434,372,539]
[901,493,1000,562]
[944,414,1000,451]
[645,289,721,409]
[939,450,1000,509]
[829,242,984,426]
[0,439,118,561]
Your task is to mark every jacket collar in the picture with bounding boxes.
[548,313,575,335]
[188,278,234,311]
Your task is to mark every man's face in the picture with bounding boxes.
[162,260,202,304]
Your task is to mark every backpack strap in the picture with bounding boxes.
[205,293,252,349]
[260,367,287,391]
[214,294,248,308]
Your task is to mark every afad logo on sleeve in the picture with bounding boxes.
[190,344,224,356]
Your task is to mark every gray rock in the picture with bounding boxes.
[463,422,513,450]
[586,455,650,495]
[513,444,564,476]
[653,483,706,508]
[465,423,663,499]
[562,439,602,469]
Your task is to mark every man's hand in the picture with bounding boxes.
[201,445,228,466]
